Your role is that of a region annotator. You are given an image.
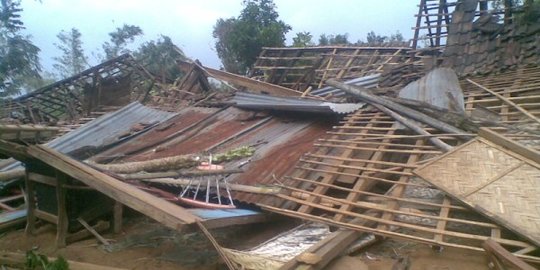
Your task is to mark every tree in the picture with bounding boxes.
[292,31,314,47]
[53,28,88,78]
[134,35,187,83]
[318,33,350,46]
[102,24,143,60]
[359,31,407,46]
[213,18,242,74]
[213,0,291,74]
[0,0,41,97]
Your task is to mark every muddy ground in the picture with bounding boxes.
[0,215,490,269]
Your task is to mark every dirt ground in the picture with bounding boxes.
[0,216,492,270]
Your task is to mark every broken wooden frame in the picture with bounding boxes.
[461,66,540,125]
[250,46,411,91]
[411,0,510,51]
[1,54,154,123]
[260,107,540,264]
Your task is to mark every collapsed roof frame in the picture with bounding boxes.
[411,0,512,51]
[250,46,411,92]
[1,54,155,123]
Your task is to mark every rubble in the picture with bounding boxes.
[0,0,539,269]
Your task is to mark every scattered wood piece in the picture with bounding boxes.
[77,218,111,246]
[482,238,536,270]
[66,220,110,244]
[196,220,235,270]
[279,229,361,270]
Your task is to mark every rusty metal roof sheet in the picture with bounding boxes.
[97,106,335,204]
[1,102,176,172]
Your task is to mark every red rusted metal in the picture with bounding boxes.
[98,107,335,205]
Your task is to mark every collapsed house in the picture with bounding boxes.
[0,0,539,269]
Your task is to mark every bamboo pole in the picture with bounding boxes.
[466,79,540,125]
[325,79,469,136]
[371,104,453,151]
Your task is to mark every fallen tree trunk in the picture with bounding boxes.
[0,168,25,182]
[91,146,255,174]
[90,154,199,174]
[325,79,469,136]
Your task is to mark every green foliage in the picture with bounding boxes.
[25,250,69,270]
[358,31,406,46]
[213,146,255,163]
[318,33,350,45]
[102,24,143,60]
[134,35,186,83]
[213,0,291,74]
[53,28,88,78]
[292,31,314,47]
[213,18,242,73]
[0,0,41,97]
[517,0,540,24]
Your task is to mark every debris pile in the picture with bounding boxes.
[0,1,539,269]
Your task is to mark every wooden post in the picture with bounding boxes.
[56,171,68,248]
[412,0,426,50]
[113,201,123,234]
[24,170,36,235]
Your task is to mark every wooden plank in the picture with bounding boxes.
[66,221,110,243]
[483,239,536,270]
[34,209,58,224]
[77,217,110,246]
[26,145,199,230]
[28,172,57,186]
[113,201,123,234]
[178,60,303,97]
[56,171,68,248]
[479,127,540,164]
[279,229,360,270]
[24,171,36,235]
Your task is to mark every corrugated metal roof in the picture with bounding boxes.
[310,73,380,97]
[1,102,176,171]
[233,92,364,114]
[97,106,334,204]
[48,101,176,153]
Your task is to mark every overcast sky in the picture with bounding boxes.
[20,0,418,73]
